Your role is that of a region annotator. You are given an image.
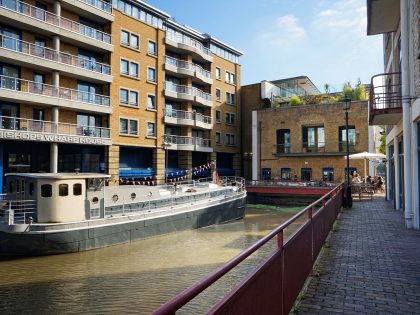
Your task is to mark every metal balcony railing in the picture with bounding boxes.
[0,35,111,75]
[165,109,212,126]
[164,82,212,102]
[275,143,292,154]
[302,142,326,153]
[165,56,212,80]
[195,112,212,125]
[338,141,357,153]
[164,134,211,147]
[166,32,211,56]
[0,0,112,44]
[0,115,111,138]
[78,0,112,14]
[370,72,402,111]
[0,75,110,107]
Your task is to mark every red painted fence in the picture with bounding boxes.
[153,184,344,315]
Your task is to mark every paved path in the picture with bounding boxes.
[299,195,420,315]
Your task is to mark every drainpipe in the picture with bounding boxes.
[401,0,412,228]
[251,111,258,180]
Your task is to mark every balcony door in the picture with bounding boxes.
[0,102,18,130]
[32,108,44,132]
[339,126,356,152]
[302,126,324,153]
[77,113,102,137]
[77,81,102,104]
[276,129,290,154]
[0,24,21,51]
[0,63,20,90]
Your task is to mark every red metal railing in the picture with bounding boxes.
[153,184,343,315]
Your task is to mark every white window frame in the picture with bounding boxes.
[147,94,156,110]
[120,58,139,78]
[148,40,157,56]
[119,117,139,136]
[215,88,221,101]
[120,29,140,50]
[226,92,235,105]
[225,71,236,84]
[215,67,221,80]
[215,110,221,123]
[147,66,156,83]
[120,88,139,107]
[147,121,156,137]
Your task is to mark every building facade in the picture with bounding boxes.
[0,0,242,190]
[367,0,420,229]
[248,101,369,183]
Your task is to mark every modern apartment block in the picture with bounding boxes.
[367,0,420,229]
[247,101,369,183]
[0,0,242,189]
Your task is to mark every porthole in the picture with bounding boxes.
[130,193,136,200]
[112,194,119,202]
[92,197,99,204]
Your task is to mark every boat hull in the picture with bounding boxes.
[0,195,246,256]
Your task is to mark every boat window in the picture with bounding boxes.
[92,197,99,204]
[59,184,68,197]
[73,183,82,196]
[112,194,118,202]
[29,183,34,196]
[130,193,136,200]
[41,184,52,198]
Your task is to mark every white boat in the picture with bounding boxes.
[0,173,246,256]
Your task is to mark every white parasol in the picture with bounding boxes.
[345,151,386,179]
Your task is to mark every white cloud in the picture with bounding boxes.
[275,15,306,39]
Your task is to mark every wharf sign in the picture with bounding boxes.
[0,130,112,146]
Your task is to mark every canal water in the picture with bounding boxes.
[0,206,305,314]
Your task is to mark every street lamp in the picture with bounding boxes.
[162,139,171,185]
[342,94,352,208]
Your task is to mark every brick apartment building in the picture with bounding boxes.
[242,80,370,182]
[0,0,242,189]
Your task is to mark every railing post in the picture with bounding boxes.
[8,202,14,225]
[277,230,283,249]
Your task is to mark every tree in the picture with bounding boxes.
[290,95,304,106]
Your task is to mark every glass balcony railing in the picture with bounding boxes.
[163,134,211,148]
[338,142,357,153]
[0,75,110,107]
[0,115,110,138]
[275,143,292,154]
[166,33,211,56]
[302,142,326,153]
[0,35,111,75]
[0,0,112,44]
[165,109,212,125]
[164,82,212,102]
[78,0,112,14]
[165,56,212,80]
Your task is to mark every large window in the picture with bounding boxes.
[276,129,291,154]
[302,126,325,153]
[225,71,236,84]
[281,168,291,180]
[226,92,235,105]
[147,94,156,109]
[120,30,139,50]
[215,110,221,123]
[323,167,334,182]
[77,113,102,137]
[148,40,157,55]
[119,88,138,107]
[77,81,103,104]
[120,118,138,136]
[120,59,138,78]
[147,122,156,137]
[147,67,156,82]
[215,67,221,80]
[339,126,356,152]
[225,133,236,145]
[225,113,235,125]
[301,168,312,181]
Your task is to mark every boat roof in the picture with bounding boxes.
[5,173,111,179]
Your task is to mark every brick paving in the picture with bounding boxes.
[299,195,420,315]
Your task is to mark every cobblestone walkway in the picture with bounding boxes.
[299,195,420,315]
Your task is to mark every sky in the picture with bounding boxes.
[145,0,384,92]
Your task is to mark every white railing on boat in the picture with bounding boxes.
[0,195,36,225]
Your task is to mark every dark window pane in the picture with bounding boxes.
[59,184,68,196]
[41,184,52,197]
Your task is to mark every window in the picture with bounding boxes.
[29,183,34,196]
[59,184,69,196]
[120,88,129,104]
[216,88,221,101]
[120,59,129,75]
[130,90,138,106]
[121,30,129,46]
[120,118,138,136]
[73,183,82,196]
[215,67,221,80]
[225,71,235,84]
[147,122,156,137]
[41,184,52,198]
[225,133,236,145]
[215,110,221,123]
[339,126,356,152]
[301,168,312,181]
[121,59,139,78]
[225,113,235,125]
[148,40,157,55]
[226,92,235,104]
[276,129,291,154]
[281,168,291,180]
[120,88,138,106]
[215,132,221,144]
[121,30,139,49]
[323,168,334,182]
[147,67,156,82]
[302,126,325,153]
[147,94,156,109]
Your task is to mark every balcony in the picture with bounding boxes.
[164,82,212,107]
[59,0,114,23]
[0,35,112,83]
[165,56,213,85]
[164,134,213,152]
[0,115,111,145]
[369,72,402,125]
[0,75,111,114]
[0,0,113,52]
[165,33,213,63]
[164,109,212,129]
[302,142,325,153]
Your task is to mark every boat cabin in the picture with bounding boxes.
[5,173,110,223]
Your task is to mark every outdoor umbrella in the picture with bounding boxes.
[345,151,386,179]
